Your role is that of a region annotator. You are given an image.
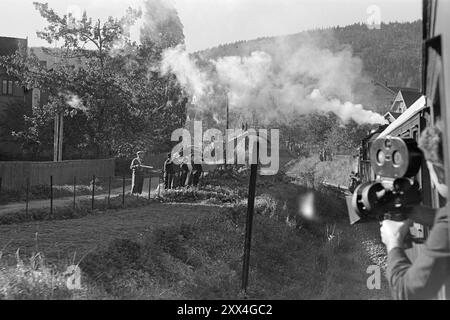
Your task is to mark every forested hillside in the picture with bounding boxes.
[190,21,422,156]
[197,21,422,90]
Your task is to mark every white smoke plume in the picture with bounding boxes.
[161,46,212,100]
[160,38,388,126]
[309,89,387,125]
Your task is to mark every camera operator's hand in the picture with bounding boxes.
[380,219,413,252]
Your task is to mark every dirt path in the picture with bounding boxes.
[0,202,217,264]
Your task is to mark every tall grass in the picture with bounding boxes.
[286,155,356,188]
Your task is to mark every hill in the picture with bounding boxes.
[196,21,422,90]
[195,21,422,113]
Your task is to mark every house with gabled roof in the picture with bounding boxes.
[383,88,422,123]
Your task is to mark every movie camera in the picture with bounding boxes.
[352,137,424,234]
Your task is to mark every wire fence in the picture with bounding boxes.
[0,174,163,215]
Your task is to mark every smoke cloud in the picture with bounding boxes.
[161,46,212,99]
[160,37,388,126]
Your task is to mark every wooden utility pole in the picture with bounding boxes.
[53,113,63,162]
[224,92,230,167]
[226,92,229,132]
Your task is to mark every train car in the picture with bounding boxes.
[358,125,387,184]
[354,0,450,299]
[422,0,450,298]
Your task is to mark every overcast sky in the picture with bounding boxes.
[0,0,422,52]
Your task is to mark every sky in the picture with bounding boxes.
[0,0,422,52]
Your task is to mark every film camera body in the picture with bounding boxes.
[352,137,425,244]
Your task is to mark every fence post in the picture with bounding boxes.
[50,175,53,217]
[108,176,111,208]
[158,174,161,198]
[25,177,30,216]
[91,175,96,211]
[148,176,151,200]
[122,176,125,207]
[73,176,76,209]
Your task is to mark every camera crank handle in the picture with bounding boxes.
[383,212,406,222]
[403,233,413,250]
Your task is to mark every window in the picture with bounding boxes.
[1,79,14,96]
[1,80,7,95]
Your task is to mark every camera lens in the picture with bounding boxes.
[392,151,402,166]
[376,150,385,165]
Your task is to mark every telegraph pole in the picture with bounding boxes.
[224,92,230,167]
[226,92,229,132]
[52,41,63,163]
[53,112,63,162]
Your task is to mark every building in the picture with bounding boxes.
[383,88,422,123]
[0,36,46,160]
[0,37,32,112]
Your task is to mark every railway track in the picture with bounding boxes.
[321,181,350,200]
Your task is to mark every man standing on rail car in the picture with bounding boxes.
[380,121,450,299]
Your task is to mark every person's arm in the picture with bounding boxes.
[130,159,140,170]
[386,208,450,300]
[407,205,438,227]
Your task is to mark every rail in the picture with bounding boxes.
[321,181,350,200]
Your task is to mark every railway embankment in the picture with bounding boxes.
[0,161,390,299]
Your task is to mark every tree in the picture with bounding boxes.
[140,0,185,51]
[0,1,188,159]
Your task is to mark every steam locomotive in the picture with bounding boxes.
[350,0,450,299]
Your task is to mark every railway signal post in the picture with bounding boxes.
[242,133,259,295]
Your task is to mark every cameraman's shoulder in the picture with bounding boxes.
[436,206,450,223]
[424,206,450,255]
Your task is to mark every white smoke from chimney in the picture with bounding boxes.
[64,94,88,112]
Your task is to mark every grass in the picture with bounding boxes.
[0,253,77,300]
[0,194,158,226]
[0,177,130,205]
[0,165,390,300]
[286,155,356,188]
[0,184,93,205]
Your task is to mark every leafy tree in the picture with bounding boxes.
[0,1,188,159]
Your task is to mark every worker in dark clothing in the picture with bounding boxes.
[380,122,450,299]
[164,153,175,190]
[192,162,203,187]
[180,160,189,187]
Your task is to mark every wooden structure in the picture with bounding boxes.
[0,158,115,190]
